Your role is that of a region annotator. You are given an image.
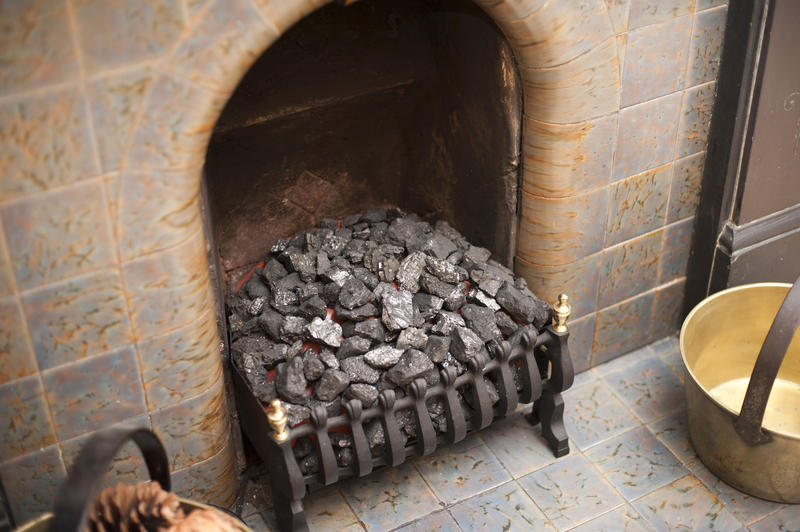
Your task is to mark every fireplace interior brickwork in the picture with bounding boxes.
[0,0,726,524]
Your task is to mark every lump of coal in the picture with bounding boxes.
[338,277,375,309]
[461,304,502,342]
[315,369,350,401]
[364,344,404,369]
[276,356,307,403]
[336,335,372,359]
[496,282,551,328]
[381,289,414,331]
[386,349,434,387]
[306,317,342,348]
[345,383,379,407]
[340,355,381,384]
[450,326,485,363]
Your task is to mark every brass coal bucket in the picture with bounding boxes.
[681,279,800,503]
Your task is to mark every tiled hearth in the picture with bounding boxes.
[236,336,800,532]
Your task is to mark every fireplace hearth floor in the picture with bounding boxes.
[233,335,798,532]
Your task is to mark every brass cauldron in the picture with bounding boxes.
[681,280,800,503]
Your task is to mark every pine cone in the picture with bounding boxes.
[85,482,186,532]
[165,508,241,532]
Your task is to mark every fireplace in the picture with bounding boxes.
[0,0,726,524]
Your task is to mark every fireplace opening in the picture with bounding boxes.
[204,0,522,286]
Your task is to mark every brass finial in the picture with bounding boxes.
[552,294,571,333]
[267,399,289,442]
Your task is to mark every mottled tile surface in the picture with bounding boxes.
[414,440,510,505]
[518,252,601,320]
[449,482,555,532]
[628,0,695,29]
[677,81,716,157]
[0,86,99,202]
[393,510,460,532]
[686,5,728,85]
[648,280,686,343]
[598,230,662,308]
[564,380,639,450]
[586,426,687,499]
[303,486,360,531]
[606,165,671,247]
[565,313,596,374]
[41,346,146,441]
[1,179,116,289]
[22,269,134,370]
[0,297,37,383]
[171,440,237,507]
[633,475,742,531]
[602,357,684,423]
[478,415,559,478]
[0,375,56,461]
[668,151,705,222]
[659,218,695,283]
[647,411,697,469]
[340,461,440,532]
[613,92,682,181]
[569,504,651,532]
[621,15,692,106]
[518,453,623,529]
[604,0,631,34]
[0,444,66,524]
[593,291,655,365]
[748,506,800,532]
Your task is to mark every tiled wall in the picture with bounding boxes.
[0,0,726,524]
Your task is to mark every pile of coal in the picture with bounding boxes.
[229,208,551,473]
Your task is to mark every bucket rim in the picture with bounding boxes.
[679,281,800,441]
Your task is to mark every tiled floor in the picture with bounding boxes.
[233,336,800,531]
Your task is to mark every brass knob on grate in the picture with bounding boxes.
[267,399,289,442]
[552,294,571,333]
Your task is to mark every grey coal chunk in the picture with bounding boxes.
[303,349,325,382]
[341,320,356,338]
[396,251,427,292]
[413,293,444,320]
[312,397,343,418]
[304,231,320,253]
[486,380,500,405]
[336,335,372,360]
[467,288,501,312]
[478,278,504,298]
[286,340,304,360]
[340,355,381,384]
[396,327,428,350]
[271,272,304,292]
[450,326,486,363]
[425,255,468,284]
[387,206,406,220]
[344,383,379,407]
[370,222,388,242]
[343,239,369,263]
[322,282,341,306]
[270,288,299,315]
[244,273,270,299]
[365,419,385,455]
[300,454,319,475]
[352,267,379,290]
[495,281,550,327]
[262,258,288,285]
[381,290,415,331]
[396,408,417,439]
[342,213,361,227]
[306,317,342,348]
[318,348,339,369]
[280,249,316,282]
[247,296,266,316]
[419,273,458,300]
[514,276,529,290]
[422,233,457,260]
[232,316,259,338]
[461,304,502,342]
[331,433,352,448]
[315,369,350,401]
[228,312,245,337]
[276,357,308,403]
[279,315,308,343]
[373,282,396,300]
[295,282,321,302]
[444,286,466,311]
[336,447,354,467]
[446,250,464,265]
[431,310,466,336]
[354,319,386,344]
[316,251,330,277]
[319,218,338,229]
[285,403,311,427]
[433,220,464,242]
[377,255,400,283]
[361,208,386,223]
[322,267,352,287]
[334,302,378,321]
[321,232,349,256]
[271,238,290,254]
[427,397,445,417]
[424,335,450,363]
[351,223,370,240]
[424,368,441,386]
[386,349,435,387]
[461,245,492,271]
[495,311,519,337]
[441,353,465,375]
[298,295,327,320]
[231,336,288,367]
[287,231,305,249]
[335,227,353,241]
[293,436,314,459]
[387,218,428,249]
[364,344,404,369]
[338,277,376,309]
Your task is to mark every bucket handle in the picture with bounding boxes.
[734,275,800,446]
[48,427,171,532]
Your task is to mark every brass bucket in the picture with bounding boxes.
[681,280,800,503]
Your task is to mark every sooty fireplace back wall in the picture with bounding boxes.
[205,0,522,280]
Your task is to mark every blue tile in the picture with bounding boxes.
[687,5,728,86]
[518,453,623,529]
[585,426,687,500]
[393,510,460,532]
[677,82,716,157]
[648,280,687,344]
[748,506,800,532]
[659,218,694,283]
[606,165,671,247]
[593,343,656,376]
[629,0,694,29]
[339,462,440,532]
[569,504,651,532]
[0,375,56,461]
[646,410,697,467]
[0,297,37,384]
[413,441,511,505]
[601,357,685,423]
[0,444,66,525]
[449,482,555,532]
[564,381,640,450]
[633,475,742,531]
[598,230,662,308]
[303,486,360,531]
[668,152,705,222]
[592,291,656,366]
[478,414,560,478]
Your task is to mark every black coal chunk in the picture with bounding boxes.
[345,383,379,407]
[318,347,339,369]
[361,208,386,223]
[495,311,519,337]
[413,293,443,320]
[431,310,466,336]
[364,344,404,369]
[303,349,325,382]
[386,349,435,387]
[461,245,491,271]
[298,295,327,320]
[276,356,307,403]
[285,403,311,426]
[336,335,372,360]
[354,320,386,344]
[306,317,342,348]
[335,302,378,321]
[461,304,502,342]
[495,282,551,328]
[381,289,414,331]
[340,355,381,384]
[450,326,485,363]
[315,369,350,401]
[279,315,308,343]
[244,273,270,299]
[396,251,426,292]
[424,335,450,363]
[338,277,376,309]
[231,336,288,367]
[396,327,428,350]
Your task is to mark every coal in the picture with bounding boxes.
[336,447,354,467]
[293,437,314,459]
[276,356,308,403]
[361,208,386,223]
[425,256,468,284]
[280,249,316,282]
[231,336,288,366]
[381,290,414,331]
[298,295,327,320]
[495,311,519,337]
[345,383,379,407]
[424,335,450,363]
[300,454,320,475]
[336,335,372,360]
[450,326,485,363]
[338,277,375,309]
[364,344,404,369]
[386,349,434,387]
[334,302,378,321]
[303,350,325,382]
[431,310,466,336]
[318,348,339,369]
[396,327,428,350]
[279,316,308,343]
[340,355,381,384]
[306,317,342,348]
[496,282,551,327]
[354,320,386,344]
[396,251,427,292]
[461,304,502,342]
[462,246,491,271]
[413,293,443,320]
[422,233,457,260]
[315,369,350,401]
[244,274,270,299]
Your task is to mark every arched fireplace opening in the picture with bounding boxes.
[204,0,522,288]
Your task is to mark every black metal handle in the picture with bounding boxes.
[734,275,800,446]
[49,427,171,532]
